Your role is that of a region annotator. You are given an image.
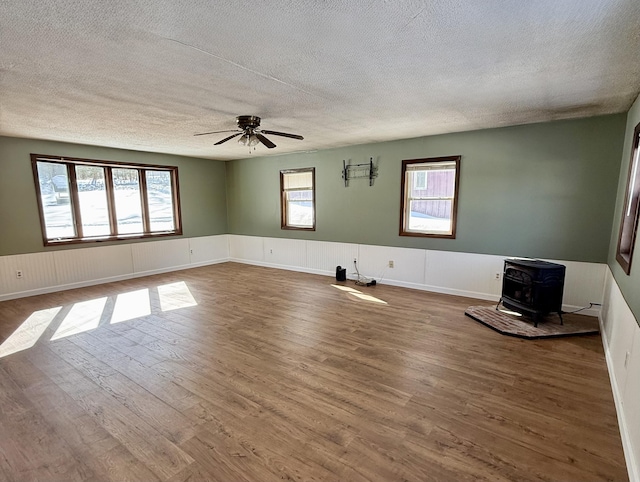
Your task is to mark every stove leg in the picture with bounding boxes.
[558,312,563,325]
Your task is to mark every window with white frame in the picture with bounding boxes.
[280,168,315,230]
[400,156,460,238]
[32,154,182,245]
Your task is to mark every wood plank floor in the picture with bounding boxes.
[0,262,628,481]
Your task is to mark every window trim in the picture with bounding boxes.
[616,122,640,275]
[31,154,182,246]
[280,167,316,231]
[399,156,461,239]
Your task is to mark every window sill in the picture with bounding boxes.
[43,230,183,247]
[281,226,316,231]
[400,231,455,239]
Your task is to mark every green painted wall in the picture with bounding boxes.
[608,94,640,326]
[227,114,626,263]
[0,136,227,255]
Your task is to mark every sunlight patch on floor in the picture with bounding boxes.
[350,292,387,304]
[331,284,360,293]
[0,280,198,354]
[51,297,108,340]
[331,284,387,304]
[0,307,62,358]
[158,281,197,312]
[111,289,151,324]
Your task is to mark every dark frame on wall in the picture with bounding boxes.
[616,122,640,275]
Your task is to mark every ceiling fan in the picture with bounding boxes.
[194,115,303,149]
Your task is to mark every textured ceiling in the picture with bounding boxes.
[1,0,639,160]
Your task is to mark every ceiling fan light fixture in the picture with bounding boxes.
[238,133,260,147]
[248,134,260,147]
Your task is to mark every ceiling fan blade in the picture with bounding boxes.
[256,133,276,149]
[194,129,239,137]
[260,130,304,140]
[214,132,243,145]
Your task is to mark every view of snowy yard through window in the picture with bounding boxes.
[408,199,452,233]
[286,193,313,227]
[35,160,176,241]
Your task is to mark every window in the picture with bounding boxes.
[616,122,640,274]
[31,154,182,246]
[280,168,315,230]
[400,156,460,238]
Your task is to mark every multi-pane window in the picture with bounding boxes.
[400,156,461,238]
[32,154,181,245]
[280,168,315,230]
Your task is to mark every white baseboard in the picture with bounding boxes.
[183,258,231,271]
[599,313,639,482]
[229,258,333,277]
[371,278,500,301]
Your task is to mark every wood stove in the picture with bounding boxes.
[500,258,565,326]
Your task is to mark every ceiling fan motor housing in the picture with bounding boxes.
[236,115,261,130]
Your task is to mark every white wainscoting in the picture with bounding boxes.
[189,235,230,266]
[53,244,134,286]
[131,238,191,274]
[0,235,230,301]
[0,251,58,297]
[305,240,359,275]
[360,244,427,287]
[228,235,605,315]
[3,234,600,312]
[601,268,640,482]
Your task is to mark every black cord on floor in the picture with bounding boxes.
[562,303,597,314]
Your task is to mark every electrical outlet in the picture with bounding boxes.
[625,351,631,368]
[495,272,501,280]
[16,270,23,279]
[354,258,357,264]
[388,260,394,268]
[190,249,193,254]
[270,249,273,254]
